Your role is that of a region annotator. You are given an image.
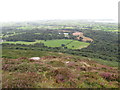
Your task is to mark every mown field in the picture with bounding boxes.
[2,39,90,49]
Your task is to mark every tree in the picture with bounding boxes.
[61,44,65,47]
[79,37,83,41]
[64,47,67,49]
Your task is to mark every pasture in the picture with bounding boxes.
[2,39,90,49]
[104,30,119,32]
[66,41,90,49]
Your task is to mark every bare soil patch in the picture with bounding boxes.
[73,32,93,42]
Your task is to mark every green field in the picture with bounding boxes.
[2,39,90,49]
[104,30,119,32]
[16,26,36,30]
[2,41,37,45]
[40,39,90,49]
[39,39,73,47]
[66,41,90,49]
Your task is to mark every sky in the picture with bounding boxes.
[0,0,119,22]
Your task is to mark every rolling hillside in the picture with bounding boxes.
[2,49,119,88]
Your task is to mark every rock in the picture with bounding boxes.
[66,61,70,64]
[80,62,90,67]
[29,57,40,61]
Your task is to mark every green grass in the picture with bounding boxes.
[34,33,41,35]
[2,39,72,45]
[66,41,90,49]
[64,27,75,29]
[69,55,118,67]
[2,32,26,38]
[2,48,66,59]
[103,30,119,32]
[3,39,90,49]
[39,39,73,47]
[16,26,36,30]
[3,41,36,45]
[16,26,63,30]
[91,58,118,67]
[2,48,118,67]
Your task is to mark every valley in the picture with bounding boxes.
[1,20,119,88]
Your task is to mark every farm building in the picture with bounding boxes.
[63,33,69,37]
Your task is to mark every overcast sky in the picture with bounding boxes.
[0,0,119,22]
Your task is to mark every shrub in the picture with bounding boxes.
[46,68,75,82]
[100,72,118,81]
[47,61,65,67]
[2,72,42,88]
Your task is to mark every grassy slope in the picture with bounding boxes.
[2,48,68,59]
[2,48,118,67]
[2,48,119,88]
